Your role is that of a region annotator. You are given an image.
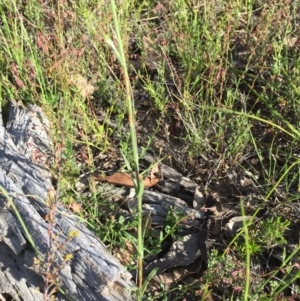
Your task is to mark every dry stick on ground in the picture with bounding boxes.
[0,101,134,301]
[43,100,64,300]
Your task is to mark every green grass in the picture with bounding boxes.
[1,0,300,299]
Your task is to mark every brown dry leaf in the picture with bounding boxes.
[36,32,50,55]
[149,274,174,291]
[70,74,95,98]
[114,239,136,265]
[106,172,135,187]
[149,163,161,183]
[66,197,82,213]
[54,142,65,166]
[93,171,159,188]
[149,267,190,290]
[48,188,56,201]
[71,202,82,213]
[144,175,159,187]
[44,271,58,284]
[11,62,26,89]
[283,36,298,47]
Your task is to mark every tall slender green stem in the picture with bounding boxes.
[106,0,145,297]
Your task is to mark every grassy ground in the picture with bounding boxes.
[1,0,300,300]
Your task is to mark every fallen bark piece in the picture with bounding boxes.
[193,186,206,210]
[144,233,204,276]
[156,180,181,195]
[142,153,197,200]
[0,102,134,301]
[141,190,205,219]
[225,216,253,238]
[148,258,202,291]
